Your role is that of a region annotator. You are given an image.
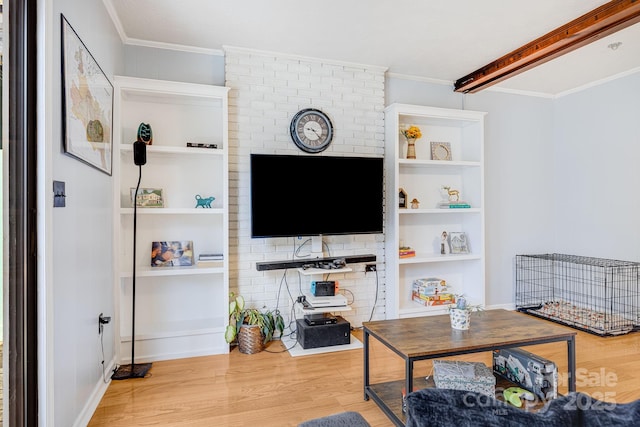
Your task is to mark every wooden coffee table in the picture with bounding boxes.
[363,309,577,426]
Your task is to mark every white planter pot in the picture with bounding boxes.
[450,309,471,330]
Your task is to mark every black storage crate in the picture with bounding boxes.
[515,254,640,336]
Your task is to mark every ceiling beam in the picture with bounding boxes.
[454,0,640,93]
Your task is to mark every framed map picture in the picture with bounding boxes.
[61,15,114,175]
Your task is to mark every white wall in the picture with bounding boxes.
[466,91,555,306]
[124,45,225,86]
[45,1,123,425]
[553,72,640,260]
[224,47,387,327]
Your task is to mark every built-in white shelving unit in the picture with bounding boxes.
[113,76,229,362]
[384,103,486,319]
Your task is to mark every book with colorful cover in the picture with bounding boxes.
[399,248,416,258]
[438,201,471,209]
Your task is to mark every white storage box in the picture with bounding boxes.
[433,360,496,397]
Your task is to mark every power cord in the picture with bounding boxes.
[263,267,299,353]
[368,268,379,322]
[292,237,332,259]
[99,327,110,383]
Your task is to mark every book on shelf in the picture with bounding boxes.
[199,253,224,261]
[399,247,416,258]
[438,201,471,209]
[186,142,218,149]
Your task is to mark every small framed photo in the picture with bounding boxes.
[131,188,164,208]
[449,232,469,254]
[430,141,452,161]
[151,241,194,267]
[399,188,408,209]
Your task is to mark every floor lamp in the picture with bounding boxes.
[112,125,153,380]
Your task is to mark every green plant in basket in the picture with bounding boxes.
[225,292,285,345]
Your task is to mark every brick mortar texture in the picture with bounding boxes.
[225,47,386,329]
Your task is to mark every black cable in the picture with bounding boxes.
[100,329,110,383]
[130,164,142,377]
[294,237,311,258]
[368,268,379,322]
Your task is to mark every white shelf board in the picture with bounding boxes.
[399,208,481,214]
[399,253,482,264]
[399,305,451,318]
[297,267,353,275]
[120,207,224,215]
[121,265,225,278]
[120,144,224,156]
[282,333,362,357]
[398,159,481,168]
[299,305,352,315]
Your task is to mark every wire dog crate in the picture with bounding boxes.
[515,254,640,336]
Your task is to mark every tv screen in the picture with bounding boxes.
[250,154,384,238]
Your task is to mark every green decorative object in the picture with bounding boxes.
[195,194,215,208]
[137,122,153,145]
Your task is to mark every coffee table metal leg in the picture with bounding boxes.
[406,358,413,397]
[567,336,576,392]
[364,329,370,400]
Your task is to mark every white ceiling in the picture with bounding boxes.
[105,0,640,96]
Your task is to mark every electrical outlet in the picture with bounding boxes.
[53,180,66,207]
[98,313,111,334]
[365,264,376,272]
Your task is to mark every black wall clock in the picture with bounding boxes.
[289,108,334,153]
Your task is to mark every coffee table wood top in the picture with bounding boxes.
[363,309,576,359]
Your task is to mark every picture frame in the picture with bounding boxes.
[449,232,470,254]
[151,241,194,267]
[430,141,452,161]
[399,188,408,208]
[61,15,114,175]
[131,188,164,208]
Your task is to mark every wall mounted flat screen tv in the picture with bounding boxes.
[250,154,384,238]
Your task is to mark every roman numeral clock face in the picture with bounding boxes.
[289,108,334,153]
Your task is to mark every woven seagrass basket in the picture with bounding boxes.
[238,325,265,354]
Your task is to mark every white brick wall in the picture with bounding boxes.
[225,46,386,329]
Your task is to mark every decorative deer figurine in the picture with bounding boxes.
[441,186,460,202]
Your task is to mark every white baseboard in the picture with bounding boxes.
[73,356,116,427]
[485,303,516,311]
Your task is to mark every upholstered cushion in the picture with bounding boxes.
[405,388,640,427]
[297,411,370,427]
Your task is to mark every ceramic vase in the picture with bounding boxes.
[405,138,417,159]
[450,308,471,330]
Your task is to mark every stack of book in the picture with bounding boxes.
[411,277,455,307]
[438,201,471,209]
[399,247,416,258]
